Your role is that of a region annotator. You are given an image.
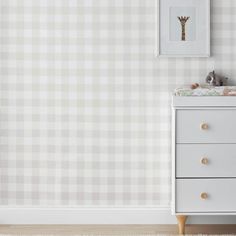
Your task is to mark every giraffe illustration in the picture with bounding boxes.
[177,16,190,41]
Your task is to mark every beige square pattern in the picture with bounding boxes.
[0,0,234,206]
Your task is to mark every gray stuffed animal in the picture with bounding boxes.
[206,70,228,86]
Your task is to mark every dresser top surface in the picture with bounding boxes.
[175,85,236,97]
[173,85,236,107]
[173,96,236,107]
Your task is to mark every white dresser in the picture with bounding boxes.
[172,93,236,234]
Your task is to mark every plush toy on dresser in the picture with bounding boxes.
[191,71,228,90]
[205,70,228,86]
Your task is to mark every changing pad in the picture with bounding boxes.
[175,85,236,96]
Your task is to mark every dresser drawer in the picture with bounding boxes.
[176,179,236,213]
[176,144,236,178]
[176,109,236,143]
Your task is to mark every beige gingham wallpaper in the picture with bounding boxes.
[0,0,234,206]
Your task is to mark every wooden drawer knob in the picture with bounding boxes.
[200,123,208,130]
[200,192,208,200]
[200,157,208,165]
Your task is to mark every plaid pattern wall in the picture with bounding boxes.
[0,0,233,206]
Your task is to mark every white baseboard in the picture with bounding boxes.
[0,207,236,224]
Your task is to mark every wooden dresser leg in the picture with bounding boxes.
[176,215,188,235]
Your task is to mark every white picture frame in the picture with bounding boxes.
[157,0,210,57]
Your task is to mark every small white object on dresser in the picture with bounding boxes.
[172,91,236,234]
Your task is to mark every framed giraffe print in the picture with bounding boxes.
[157,0,210,57]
